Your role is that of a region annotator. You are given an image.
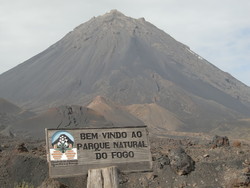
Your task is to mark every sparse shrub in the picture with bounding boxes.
[232,140,241,147]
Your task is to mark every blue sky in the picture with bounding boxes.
[0,0,249,86]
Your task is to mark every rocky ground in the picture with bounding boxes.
[122,136,250,188]
[0,135,249,188]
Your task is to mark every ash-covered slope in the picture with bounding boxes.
[5,105,112,139]
[0,98,35,132]
[0,98,22,114]
[126,103,184,132]
[87,96,144,127]
[0,10,250,131]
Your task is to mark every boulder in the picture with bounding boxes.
[168,147,195,175]
[211,135,230,148]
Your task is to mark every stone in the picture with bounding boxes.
[232,140,241,147]
[203,154,209,158]
[16,143,28,153]
[168,147,195,175]
[211,135,230,148]
[243,159,250,166]
[242,167,250,174]
[158,154,170,169]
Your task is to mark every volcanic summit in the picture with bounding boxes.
[0,10,250,134]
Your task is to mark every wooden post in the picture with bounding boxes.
[87,166,119,188]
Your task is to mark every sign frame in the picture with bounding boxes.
[45,126,152,178]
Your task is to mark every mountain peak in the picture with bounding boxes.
[90,96,108,105]
[104,9,145,22]
[93,9,129,24]
[105,9,125,17]
[1,10,250,130]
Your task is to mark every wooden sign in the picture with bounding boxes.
[45,126,152,178]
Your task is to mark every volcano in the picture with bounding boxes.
[0,10,250,132]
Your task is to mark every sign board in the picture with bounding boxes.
[45,126,152,178]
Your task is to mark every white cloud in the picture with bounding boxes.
[0,0,249,85]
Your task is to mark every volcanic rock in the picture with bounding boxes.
[15,143,28,153]
[211,135,230,148]
[168,147,195,175]
[158,154,170,169]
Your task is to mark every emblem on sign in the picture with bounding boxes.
[50,131,78,161]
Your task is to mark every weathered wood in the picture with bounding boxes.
[87,166,119,188]
[46,126,152,178]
